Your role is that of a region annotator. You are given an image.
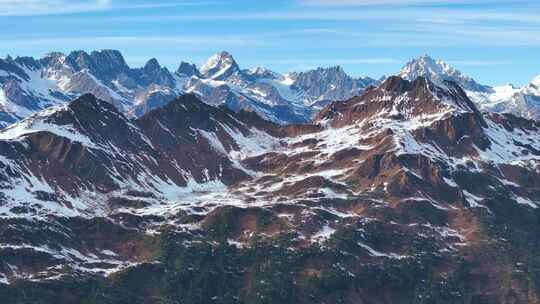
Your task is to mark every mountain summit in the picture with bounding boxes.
[396,55,540,120]
[200,51,241,80]
[0,49,377,127]
[398,55,491,93]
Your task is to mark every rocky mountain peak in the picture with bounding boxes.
[380,74,423,92]
[317,76,483,128]
[29,93,126,133]
[530,75,540,87]
[13,56,40,70]
[90,49,129,69]
[138,58,174,88]
[0,48,383,127]
[384,76,481,114]
[399,55,462,84]
[398,55,491,93]
[143,58,161,73]
[0,56,30,81]
[43,51,66,59]
[290,65,378,106]
[200,51,240,80]
[68,93,119,115]
[521,74,540,97]
[139,93,227,130]
[65,50,94,71]
[244,66,282,80]
[39,51,67,70]
[176,61,201,78]
[293,65,346,80]
[89,49,130,78]
[63,50,130,83]
[0,93,130,151]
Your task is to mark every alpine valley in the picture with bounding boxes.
[1,51,540,304]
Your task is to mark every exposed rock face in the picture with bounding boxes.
[398,55,540,121]
[0,49,378,127]
[181,52,378,124]
[2,78,540,303]
[176,61,201,78]
[0,93,275,214]
[489,75,540,120]
[290,66,378,107]
[65,50,131,84]
[200,51,241,80]
[0,49,174,125]
[399,55,492,93]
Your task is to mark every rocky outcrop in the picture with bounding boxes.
[2,77,540,303]
[0,49,379,127]
[290,66,377,106]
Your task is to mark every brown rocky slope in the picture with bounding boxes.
[1,77,540,303]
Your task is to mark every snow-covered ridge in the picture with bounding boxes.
[200,51,239,80]
[0,93,288,219]
[1,50,539,130]
[1,79,540,288]
[0,49,378,127]
[398,55,490,94]
[398,55,540,121]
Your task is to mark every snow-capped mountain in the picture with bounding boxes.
[180,52,378,124]
[0,50,377,128]
[0,50,181,128]
[2,77,540,302]
[200,51,241,80]
[398,55,540,119]
[484,75,540,120]
[287,66,377,108]
[398,55,492,93]
[398,55,540,120]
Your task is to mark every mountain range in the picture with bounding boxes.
[399,55,540,120]
[1,72,540,302]
[3,50,539,130]
[0,50,378,128]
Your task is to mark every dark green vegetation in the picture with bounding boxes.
[2,201,540,304]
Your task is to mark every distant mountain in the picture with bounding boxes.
[3,50,538,129]
[0,50,181,128]
[0,50,377,127]
[483,75,540,120]
[179,52,379,124]
[288,66,377,108]
[199,51,241,80]
[398,55,540,120]
[398,55,492,93]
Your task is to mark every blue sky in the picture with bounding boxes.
[0,0,539,86]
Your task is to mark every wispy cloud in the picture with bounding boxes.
[299,0,518,6]
[0,0,217,16]
[0,0,111,16]
[0,35,251,49]
[92,7,540,26]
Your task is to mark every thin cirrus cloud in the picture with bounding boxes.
[0,0,112,16]
[0,0,216,16]
[0,35,251,48]
[299,0,518,6]
[6,27,538,53]
[95,8,540,26]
